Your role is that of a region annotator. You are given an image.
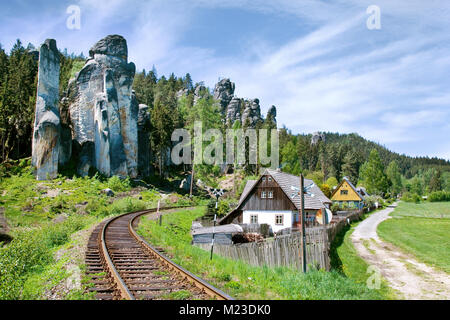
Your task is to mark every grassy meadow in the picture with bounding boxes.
[377,201,450,273]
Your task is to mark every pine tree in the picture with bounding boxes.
[341,150,360,185]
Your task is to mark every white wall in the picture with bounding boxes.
[243,210,293,233]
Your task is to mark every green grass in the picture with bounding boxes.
[137,207,391,300]
[387,201,450,219]
[378,202,450,274]
[0,161,202,299]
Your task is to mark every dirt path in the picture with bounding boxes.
[351,203,450,300]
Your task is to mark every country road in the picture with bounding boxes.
[351,203,450,300]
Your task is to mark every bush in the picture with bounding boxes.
[401,192,421,203]
[428,191,450,202]
[107,176,131,193]
[331,203,340,213]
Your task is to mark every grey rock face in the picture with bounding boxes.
[65,35,139,178]
[311,132,326,145]
[241,99,262,127]
[213,78,235,113]
[137,104,151,177]
[32,39,61,181]
[194,84,208,104]
[226,97,242,125]
[266,105,277,126]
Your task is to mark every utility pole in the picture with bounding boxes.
[300,174,307,273]
[210,189,224,260]
[189,164,194,198]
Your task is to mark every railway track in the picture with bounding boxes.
[84,206,232,300]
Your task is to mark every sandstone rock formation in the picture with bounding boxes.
[213,78,235,114]
[225,97,242,125]
[311,132,326,145]
[32,39,61,181]
[213,78,275,128]
[32,35,151,180]
[241,98,262,127]
[266,105,277,126]
[64,35,139,178]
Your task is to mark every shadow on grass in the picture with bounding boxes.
[329,223,351,273]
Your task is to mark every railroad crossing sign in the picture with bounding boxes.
[290,183,315,199]
[210,188,225,199]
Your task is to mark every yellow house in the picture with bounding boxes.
[331,177,365,209]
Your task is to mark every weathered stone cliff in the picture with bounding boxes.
[64,35,139,178]
[32,35,151,180]
[32,39,61,181]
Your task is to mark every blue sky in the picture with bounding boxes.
[1,0,450,160]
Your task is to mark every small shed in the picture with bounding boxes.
[191,224,243,245]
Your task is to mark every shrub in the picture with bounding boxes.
[401,192,421,203]
[107,176,131,193]
[428,191,450,202]
[331,203,340,213]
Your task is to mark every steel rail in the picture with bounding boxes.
[97,206,232,300]
[129,210,233,300]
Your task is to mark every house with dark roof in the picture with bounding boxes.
[219,169,332,232]
[330,177,367,209]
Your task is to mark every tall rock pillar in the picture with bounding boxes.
[31,39,61,180]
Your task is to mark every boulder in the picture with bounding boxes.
[101,188,115,197]
[31,39,61,181]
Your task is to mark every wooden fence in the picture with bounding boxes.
[195,227,330,271]
[194,209,369,272]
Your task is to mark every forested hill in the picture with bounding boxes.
[314,131,448,178]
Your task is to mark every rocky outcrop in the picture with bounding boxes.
[64,35,139,178]
[241,98,262,127]
[213,78,235,114]
[225,97,242,125]
[311,132,326,145]
[212,78,275,128]
[32,39,61,181]
[266,105,277,127]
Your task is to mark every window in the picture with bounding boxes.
[261,191,267,199]
[268,177,272,182]
[268,191,273,199]
[262,176,266,182]
[340,190,348,195]
[250,215,258,224]
[275,215,283,225]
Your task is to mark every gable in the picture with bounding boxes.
[239,175,296,212]
[331,180,363,201]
